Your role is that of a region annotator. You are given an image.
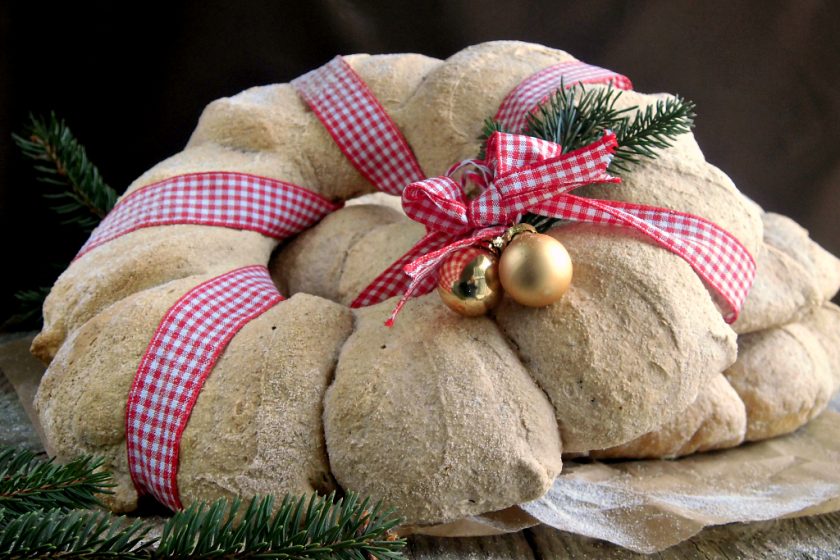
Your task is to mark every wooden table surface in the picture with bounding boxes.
[2,333,838,559]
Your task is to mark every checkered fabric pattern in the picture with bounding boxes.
[489,132,620,217]
[76,172,340,259]
[292,56,425,195]
[379,227,508,326]
[489,131,565,172]
[400,132,617,233]
[352,132,619,321]
[532,195,755,322]
[125,265,283,510]
[354,130,755,324]
[495,60,633,133]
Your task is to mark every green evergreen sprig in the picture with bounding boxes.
[8,113,121,328]
[479,82,696,232]
[0,509,152,559]
[523,82,635,159]
[609,95,696,173]
[480,82,695,174]
[0,447,113,515]
[0,446,406,559]
[521,82,695,174]
[12,112,118,231]
[155,492,404,559]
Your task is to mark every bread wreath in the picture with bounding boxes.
[31,41,840,528]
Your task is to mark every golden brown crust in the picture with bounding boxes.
[725,307,838,441]
[496,224,737,453]
[35,279,352,512]
[325,295,563,525]
[591,374,746,460]
[32,41,838,526]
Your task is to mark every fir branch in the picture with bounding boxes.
[522,83,695,174]
[525,81,634,154]
[0,493,406,559]
[3,287,51,329]
[610,95,696,173]
[155,492,405,559]
[0,508,151,559]
[0,445,405,559]
[12,112,118,231]
[503,84,696,232]
[0,446,113,515]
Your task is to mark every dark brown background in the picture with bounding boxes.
[2,0,838,325]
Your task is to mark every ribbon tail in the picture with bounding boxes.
[533,195,756,322]
[385,227,507,326]
[351,231,453,309]
[384,239,454,327]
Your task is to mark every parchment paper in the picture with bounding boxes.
[3,335,839,554]
[520,408,840,553]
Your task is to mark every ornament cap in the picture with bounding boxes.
[490,223,538,253]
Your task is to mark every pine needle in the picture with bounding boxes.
[0,446,406,559]
[610,95,696,173]
[12,112,118,231]
[523,83,695,174]
[0,508,151,559]
[8,112,119,330]
[155,492,405,559]
[477,83,696,232]
[524,81,634,154]
[0,446,113,515]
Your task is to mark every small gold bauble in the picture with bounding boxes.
[498,231,573,307]
[437,246,503,316]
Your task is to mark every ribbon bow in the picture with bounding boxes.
[352,131,755,326]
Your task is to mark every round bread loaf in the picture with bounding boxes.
[32,41,840,529]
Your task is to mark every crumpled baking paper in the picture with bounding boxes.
[521,409,840,553]
[415,403,840,553]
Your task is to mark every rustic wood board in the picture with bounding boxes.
[2,334,839,558]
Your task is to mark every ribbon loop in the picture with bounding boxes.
[354,132,622,323]
[354,128,755,326]
[493,132,620,212]
[402,176,470,234]
[487,132,566,177]
[401,131,619,238]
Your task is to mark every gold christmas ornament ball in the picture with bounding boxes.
[437,246,503,316]
[498,232,573,307]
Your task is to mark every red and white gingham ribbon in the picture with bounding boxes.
[495,60,633,133]
[125,265,283,510]
[354,131,755,325]
[82,171,339,509]
[292,56,425,195]
[77,172,340,259]
[107,52,750,512]
[295,54,752,322]
[354,131,618,322]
